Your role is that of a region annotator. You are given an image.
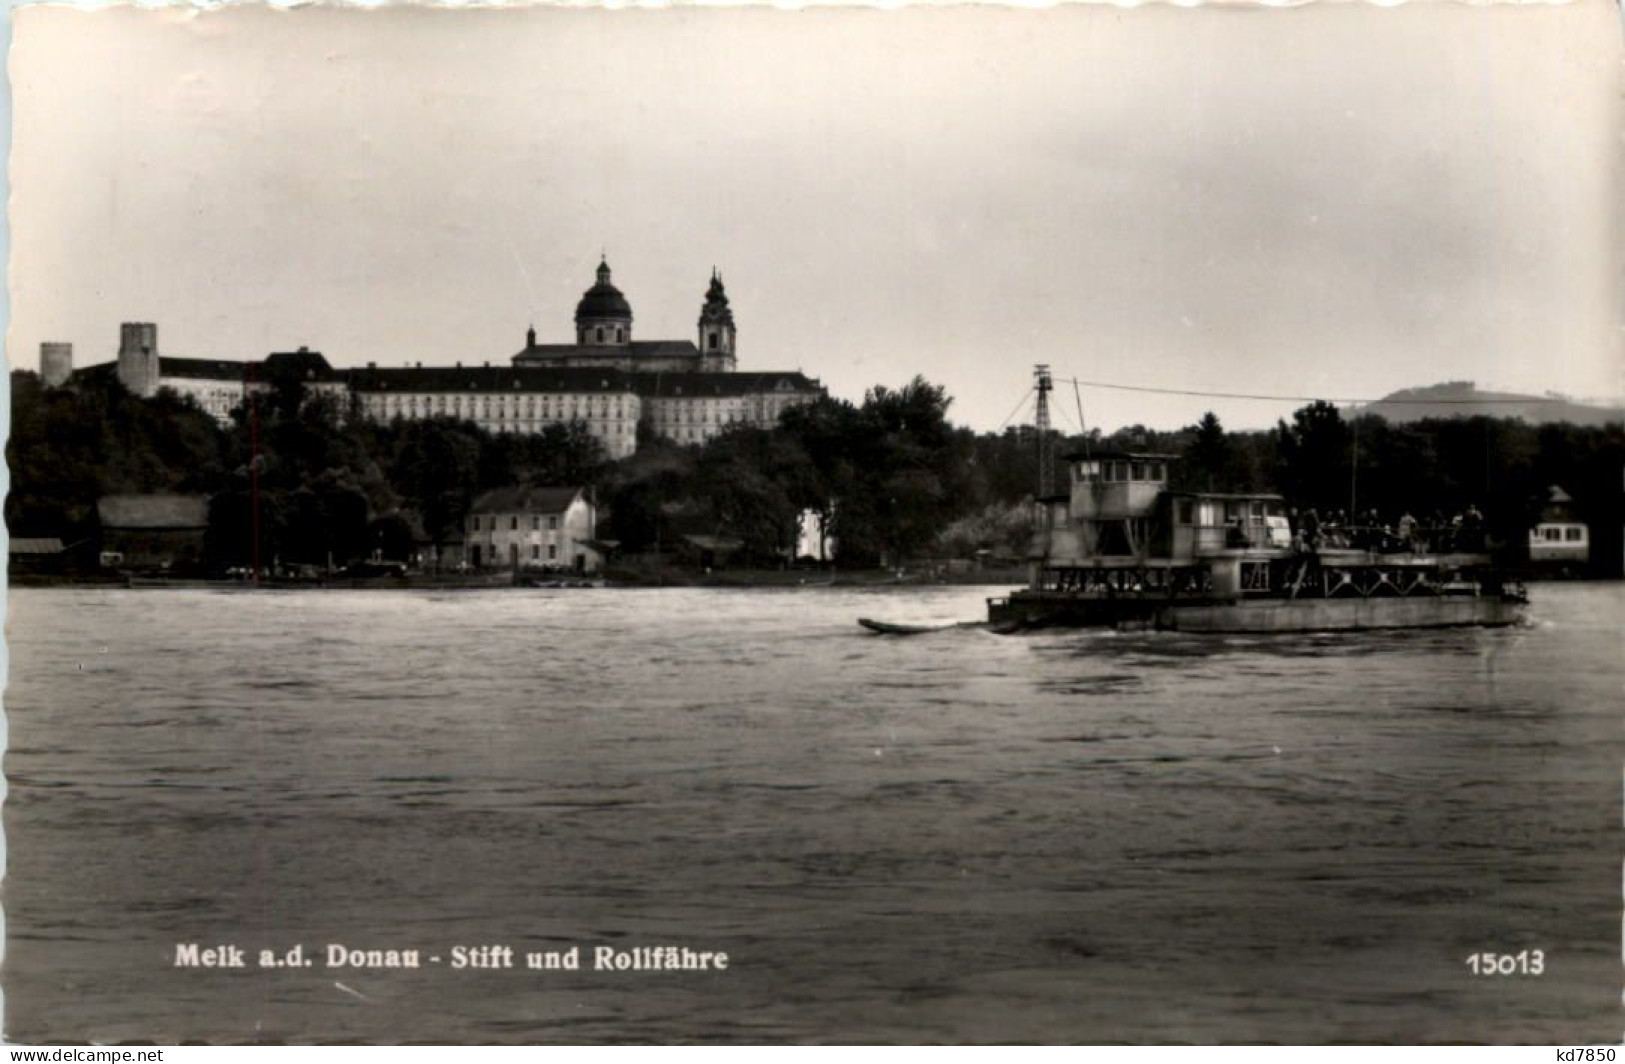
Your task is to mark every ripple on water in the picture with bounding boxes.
[3,582,1621,1043]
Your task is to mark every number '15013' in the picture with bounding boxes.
[1465,950,1544,975]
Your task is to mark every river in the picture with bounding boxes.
[3,582,1620,1043]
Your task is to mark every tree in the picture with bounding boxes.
[1182,411,1230,493]
[1275,401,1353,514]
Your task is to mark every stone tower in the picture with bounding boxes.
[574,258,633,347]
[40,342,73,387]
[697,269,737,372]
[117,322,160,397]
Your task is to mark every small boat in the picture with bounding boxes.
[858,617,985,635]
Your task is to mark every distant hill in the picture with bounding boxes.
[1360,381,1623,427]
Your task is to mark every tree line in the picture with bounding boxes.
[8,370,1623,575]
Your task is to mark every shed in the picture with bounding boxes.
[97,494,209,570]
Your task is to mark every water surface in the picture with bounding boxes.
[4,583,1621,1042]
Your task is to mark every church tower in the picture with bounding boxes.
[697,269,737,372]
[574,257,633,347]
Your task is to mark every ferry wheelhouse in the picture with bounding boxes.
[989,450,1526,633]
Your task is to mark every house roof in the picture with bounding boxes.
[70,354,824,402]
[634,371,822,398]
[74,358,248,384]
[1063,450,1182,463]
[9,537,64,555]
[97,494,210,529]
[469,486,585,515]
[263,348,336,381]
[682,533,744,552]
[345,365,639,395]
[70,362,119,384]
[513,340,702,364]
[1167,491,1287,503]
[158,357,249,382]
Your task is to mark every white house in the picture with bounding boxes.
[464,486,601,574]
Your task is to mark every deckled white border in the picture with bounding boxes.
[0,0,1613,1049]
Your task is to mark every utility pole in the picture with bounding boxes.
[247,363,261,586]
[1034,364,1054,498]
[1034,365,1055,580]
[1349,413,1360,518]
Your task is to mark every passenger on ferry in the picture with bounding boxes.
[1461,504,1485,551]
[1396,511,1417,552]
[1425,509,1448,552]
[1363,508,1384,550]
[1324,510,1347,549]
[1300,508,1321,551]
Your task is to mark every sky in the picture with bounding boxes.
[6,2,1622,433]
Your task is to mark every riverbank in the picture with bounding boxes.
[601,564,1028,588]
[6,566,1031,591]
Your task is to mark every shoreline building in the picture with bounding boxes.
[463,485,601,573]
[1528,484,1590,573]
[50,260,825,458]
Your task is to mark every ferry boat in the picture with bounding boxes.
[987,450,1527,633]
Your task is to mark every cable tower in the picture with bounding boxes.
[1034,364,1055,498]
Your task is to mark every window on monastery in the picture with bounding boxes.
[596,327,604,342]
[511,516,518,530]
[617,328,624,342]
[471,516,480,531]
[532,545,540,560]
[532,516,540,530]
[1565,527,1584,542]
[708,333,718,351]
[548,515,558,531]
[548,544,557,560]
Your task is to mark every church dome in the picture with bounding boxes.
[574,258,632,323]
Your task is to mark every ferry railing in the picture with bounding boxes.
[1304,523,1486,554]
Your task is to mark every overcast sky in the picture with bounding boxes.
[8,2,1621,432]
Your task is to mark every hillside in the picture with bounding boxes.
[1361,381,1622,427]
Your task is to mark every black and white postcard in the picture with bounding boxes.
[4,1,1622,1045]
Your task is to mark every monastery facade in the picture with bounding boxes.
[52,261,825,459]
